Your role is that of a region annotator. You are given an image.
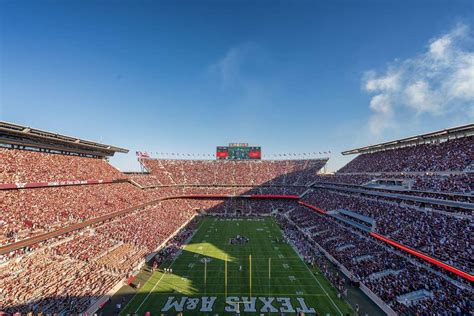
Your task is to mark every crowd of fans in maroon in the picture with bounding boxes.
[0,197,198,313]
[0,133,472,315]
[0,183,149,246]
[0,148,125,184]
[132,158,327,187]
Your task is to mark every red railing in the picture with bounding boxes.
[298,200,327,214]
[370,232,474,282]
[161,194,300,200]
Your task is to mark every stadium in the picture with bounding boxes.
[0,121,472,315]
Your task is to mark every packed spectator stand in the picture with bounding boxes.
[338,134,473,174]
[277,209,472,315]
[134,158,327,187]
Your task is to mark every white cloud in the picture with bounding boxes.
[445,53,474,99]
[365,71,401,92]
[363,23,474,136]
[405,80,441,114]
[368,94,395,135]
[429,36,451,60]
[209,42,258,89]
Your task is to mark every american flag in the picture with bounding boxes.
[136,151,150,158]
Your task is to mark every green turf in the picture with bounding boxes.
[121,217,353,315]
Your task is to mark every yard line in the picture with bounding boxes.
[134,269,169,313]
[133,235,200,313]
[295,250,344,316]
[125,218,208,314]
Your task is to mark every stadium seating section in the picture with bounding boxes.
[338,136,473,173]
[0,148,125,183]
[133,158,327,186]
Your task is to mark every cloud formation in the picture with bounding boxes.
[209,42,260,90]
[363,24,474,135]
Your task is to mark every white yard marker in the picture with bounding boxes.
[297,254,343,315]
[134,269,168,312]
[128,218,208,313]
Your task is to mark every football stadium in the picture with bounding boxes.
[2,0,474,315]
[0,121,472,315]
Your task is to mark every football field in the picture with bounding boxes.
[121,217,352,315]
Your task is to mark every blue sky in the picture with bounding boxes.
[1,0,473,171]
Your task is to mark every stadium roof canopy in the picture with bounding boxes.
[342,123,474,155]
[0,121,128,157]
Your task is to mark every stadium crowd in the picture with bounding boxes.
[0,148,124,184]
[152,218,198,267]
[0,249,122,314]
[136,158,327,186]
[0,183,149,245]
[302,189,472,274]
[279,207,472,315]
[338,136,473,173]
[312,173,473,196]
[0,200,198,313]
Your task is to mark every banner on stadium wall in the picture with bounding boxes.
[0,179,127,191]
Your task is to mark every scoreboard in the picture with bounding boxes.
[216,143,261,160]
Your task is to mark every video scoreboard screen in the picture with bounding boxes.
[216,143,261,160]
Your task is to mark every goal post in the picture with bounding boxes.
[268,257,271,297]
[249,254,252,298]
[224,255,228,298]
